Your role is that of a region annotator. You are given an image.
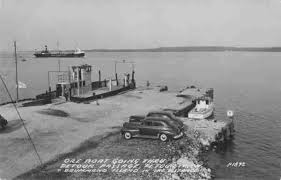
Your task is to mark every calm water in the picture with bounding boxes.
[0,51,280,179]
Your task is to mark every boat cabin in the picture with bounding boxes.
[55,64,92,97]
[70,64,92,96]
[55,72,70,97]
[193,96,213,111]
[56,82,71,97]
[42,45,49,53]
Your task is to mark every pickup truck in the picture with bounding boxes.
[121,117,184,142]
[129,111,184,128]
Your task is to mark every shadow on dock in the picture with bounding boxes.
[0,119,25,134]
[37,109,69,117]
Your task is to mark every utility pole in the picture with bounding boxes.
[114,61,117,75]
[57,41,61,72]
[58,59,61,72]
[14,41,19,102]
[57,41,60,51]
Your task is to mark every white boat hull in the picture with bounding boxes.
[188,106,214,119]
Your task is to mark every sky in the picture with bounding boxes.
[0,0,281,51]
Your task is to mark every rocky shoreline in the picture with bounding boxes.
[16,125,217,180]
[158,128,213,180]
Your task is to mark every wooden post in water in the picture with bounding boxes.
[98,70,101,87]
[115,73,118,86]
[132,70,135,87]
[124,74,127,87]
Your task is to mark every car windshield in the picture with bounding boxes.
[130,118,141,122]
[149,113,172,119]
[165,120,179,130]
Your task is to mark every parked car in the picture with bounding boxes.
[0,114,8,129]
[129,111,184,129]
[121,117,184,142]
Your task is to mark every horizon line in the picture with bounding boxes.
[2,45,281,53]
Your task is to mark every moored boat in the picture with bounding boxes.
[188,96,214,119]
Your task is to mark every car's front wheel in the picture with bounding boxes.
[124,132,132,140]
[159,133,168,142]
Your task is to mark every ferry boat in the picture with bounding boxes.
[34,45,85,58]
[188,96,214,119]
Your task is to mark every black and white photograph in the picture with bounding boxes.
[0,0,280,179]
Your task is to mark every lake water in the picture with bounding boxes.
[0,51,280,179]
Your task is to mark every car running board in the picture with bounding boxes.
[133,134,159,139]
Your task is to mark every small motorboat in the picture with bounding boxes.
[188,96,214,119]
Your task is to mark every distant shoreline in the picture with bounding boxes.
[85,46,281,52]
[2,46,281,53]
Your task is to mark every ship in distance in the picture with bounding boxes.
[34,45,85,58]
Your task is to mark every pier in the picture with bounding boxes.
[0,85,234,179]
[0,84,231,178]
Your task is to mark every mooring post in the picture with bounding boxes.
[98,70,101,87]
[109,79,112,91]
[69,88,72,101]
[124,74,127,87]
[115,73,118,86]
[132,70,135,87]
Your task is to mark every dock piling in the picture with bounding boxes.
[115,73,118,86]
[98,70,101,87]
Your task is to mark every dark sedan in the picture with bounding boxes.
[121,117,184,142]
[129,111,184,129]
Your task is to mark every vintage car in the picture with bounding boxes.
[0,114,8,129]
[121,117,184,142]
[129,110,184,128]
